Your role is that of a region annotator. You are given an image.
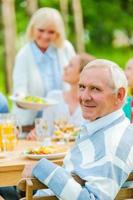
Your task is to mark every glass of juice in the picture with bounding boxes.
[0,114,21,151]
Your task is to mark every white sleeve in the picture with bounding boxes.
[12,48,29,95]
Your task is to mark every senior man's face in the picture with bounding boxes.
[78,67,119,121]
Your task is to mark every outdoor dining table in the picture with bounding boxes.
[0,139,71,187]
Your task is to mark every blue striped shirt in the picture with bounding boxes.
[32,109,133,200]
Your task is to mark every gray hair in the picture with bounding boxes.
[83,59,128,101]
[26,7,66,47]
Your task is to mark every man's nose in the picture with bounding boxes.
[80,88,92,101]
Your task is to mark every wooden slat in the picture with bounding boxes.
[18,178,47,191]
[26,179,33,200]
[127,172,133,181]
[33,197,58,200]
[18,178,58,200]
[115,188,133,200]
[115,172,133,200]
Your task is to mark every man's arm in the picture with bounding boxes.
[32,158,98,200]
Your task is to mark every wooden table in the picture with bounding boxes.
[0,140,70,187]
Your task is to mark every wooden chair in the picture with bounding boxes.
[18,172,133,200]
[18,178,58,200]
[115,172,133,200]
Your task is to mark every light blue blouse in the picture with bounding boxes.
[30,42,63,96]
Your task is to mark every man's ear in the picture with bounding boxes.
[116,87,126,105]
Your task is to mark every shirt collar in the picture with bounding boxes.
[45,45,57,59]
[82,109,126,136]
[30,42,56,64]
[30,42,43,64]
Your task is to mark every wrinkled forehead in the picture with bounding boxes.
[81,65,111,78]
[80,66,114,88]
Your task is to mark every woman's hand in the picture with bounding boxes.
[26,128,37,140]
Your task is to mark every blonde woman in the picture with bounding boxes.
[12,7,75,127]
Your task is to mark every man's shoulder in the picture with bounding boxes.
[114,123,133,150]
[124,124,133,136]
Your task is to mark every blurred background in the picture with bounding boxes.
[0,0,133,100]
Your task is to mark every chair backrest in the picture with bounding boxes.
[115,172,133,200]
[18,172,133,200]
[18,178,58,200]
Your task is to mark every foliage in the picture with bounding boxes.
[1,0,133,96]
[81,0,133,46]
[86,43,133,68]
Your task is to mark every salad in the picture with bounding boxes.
[25,146,55,155]
[54,120,81,138]
[22,96,47,104]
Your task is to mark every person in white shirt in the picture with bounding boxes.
[12,7,75,126]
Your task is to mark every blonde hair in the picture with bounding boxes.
[79,53,96,72]
[26,7,66,48]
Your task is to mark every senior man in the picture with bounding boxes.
[22,59,133,200]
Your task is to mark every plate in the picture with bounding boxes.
[52,135,75,141]
[9,95,58,110]
[24,152,66,160]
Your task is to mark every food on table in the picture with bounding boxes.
[22,96,48,104]
[54,120,81,138]
[25,146,63,155]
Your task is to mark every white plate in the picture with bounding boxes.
[24,152,66,160]
[52,135,76,141]
[9,96,58,111]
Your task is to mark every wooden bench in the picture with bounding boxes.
[18,172,133,200]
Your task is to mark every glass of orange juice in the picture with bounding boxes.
[0,114,21,151]
[1,123,16,151]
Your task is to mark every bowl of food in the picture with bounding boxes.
[10,95,58,110]
[53,120,81,141]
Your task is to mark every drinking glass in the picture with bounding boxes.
[35,118,51,146]
[0,113,22,151]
